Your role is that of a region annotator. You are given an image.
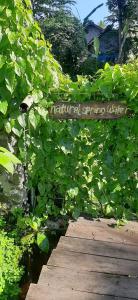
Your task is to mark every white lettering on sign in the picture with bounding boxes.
[49,102,128,120]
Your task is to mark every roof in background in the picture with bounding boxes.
[86,23,118,45]
[84,20,103,32]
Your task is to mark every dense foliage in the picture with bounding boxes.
[0,0,138,222]
[41,10,86,76]
[0,231,23,300]
[31,0,87,76]
[31,0,76,19]
[0,0,62,134]
[25,62,138,220]
[107,0,138,61]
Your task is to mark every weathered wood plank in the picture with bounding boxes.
[39,266,138,299]
[58,236,138,261]
[66,218,138,245]
[49,102,128,120]
[26,218,138,300]
[48,248,138,276]
[26,284,133,300]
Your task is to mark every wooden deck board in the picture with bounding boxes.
[66,218,138,244]
[26,218,138,299]
[39,266,138,299]
[48,248,138,276]
[26,284,132,300]
[58,236,138,261]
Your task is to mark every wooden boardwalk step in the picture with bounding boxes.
[38,265,138,299]
[58,236,138,261]
[26,284,133,300]
[66,218,138,245]
[47,248,138,276]
[26,218,138,299]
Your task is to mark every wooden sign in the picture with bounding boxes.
[49,102,128,120]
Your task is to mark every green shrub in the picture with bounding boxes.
[27,61,138,220]
[0,231,23,300]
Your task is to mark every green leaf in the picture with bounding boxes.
[37,233,49,253]
[32,90,43,103]
[105,204,113,216]
[0,148,20,174]
[5,70,16,94]
[104,63,110,70]
[0,147,21,164]
[17,57,26,73]
[6,9,12,18]
[30,221,38,231]
[0,154,14,174]
[29,109,39,129]
[15,62,21,76]
[5,121,11,133]
[0,100,8,115]
[116,219,128,228]
[35,107,47,120]
[0,55,5,69]
[21,233,35,246]
[17,114,26,128]
[5,29,16,44]
[0,6,5,13]
[67,187,79,198]
[27,217,41,231]
[12,127,21,137]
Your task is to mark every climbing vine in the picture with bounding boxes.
[0,0,138,222]
[20,62,138,220]
[0,0,62,134]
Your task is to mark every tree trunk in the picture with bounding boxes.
[117,0,123,63]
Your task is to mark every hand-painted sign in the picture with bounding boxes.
[49,102,128,120]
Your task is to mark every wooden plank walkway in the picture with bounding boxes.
[26,218,138,299]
